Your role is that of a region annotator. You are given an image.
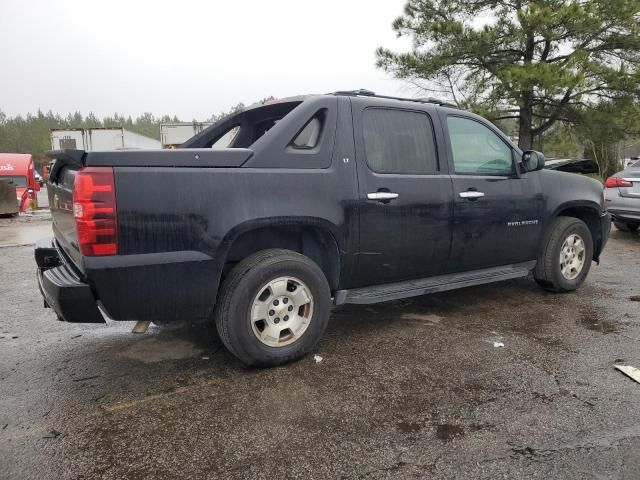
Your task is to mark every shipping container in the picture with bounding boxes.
[160,122,213,149]
[50,128,161,151]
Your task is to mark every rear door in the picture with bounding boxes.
[352,98,454,286]
[440,111,543,272]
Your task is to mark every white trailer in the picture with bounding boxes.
[160,122,213,148]
[50,128,161,151]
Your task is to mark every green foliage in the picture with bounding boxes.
[205,97,274,123]
[377,0,640,149]
[0,98,271,169]
[206,102,245,123]
[538,122,581,158]
[575,98,640,176]
[0,110,181,168]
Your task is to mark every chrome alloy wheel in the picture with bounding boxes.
[250,276,314,347]
[559,233,586,280]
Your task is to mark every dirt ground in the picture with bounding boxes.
[1,226,639,479]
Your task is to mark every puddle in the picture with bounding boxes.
[436,424,465,441]
[118,337,205,363]
[401,313,443,325]
[397,421,422,433]
[577,311,618,334]
[511,446,538,457]
[0,223,52,246]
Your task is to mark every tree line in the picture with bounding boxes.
[0,99,264,169]
[0,109,181,168]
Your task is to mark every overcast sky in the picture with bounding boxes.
[0,0,414,120]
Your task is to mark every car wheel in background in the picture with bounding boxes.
[214,249,331,367]
[534,216,593,293]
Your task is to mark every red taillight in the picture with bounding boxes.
[73,167,118,256]
[605,176,633,188]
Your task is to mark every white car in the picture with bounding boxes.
[605,162,640,232]
[34,171,43,187]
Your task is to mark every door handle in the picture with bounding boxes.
[459,191,485,199]
[367,192,399,201]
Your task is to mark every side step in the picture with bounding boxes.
[334,261,535,305]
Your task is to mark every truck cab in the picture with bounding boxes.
[0,153,39,212]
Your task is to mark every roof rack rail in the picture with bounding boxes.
[331,89,458,108]
[333,89,377,97]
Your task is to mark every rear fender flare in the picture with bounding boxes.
[214,217,343,294]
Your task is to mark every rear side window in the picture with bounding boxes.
[363,108,437,174]
[291,117,322,149]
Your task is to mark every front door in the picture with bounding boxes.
[440,113,543,272]
[352,99,454,286]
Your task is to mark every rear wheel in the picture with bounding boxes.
[534,217,593,293]
[614,221,639,232]
[214,249,331,367]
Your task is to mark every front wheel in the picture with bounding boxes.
[534,217,593,293]
[214,249,331,367]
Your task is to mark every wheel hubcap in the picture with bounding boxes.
[250,276,313,347]
[559,233,586,280]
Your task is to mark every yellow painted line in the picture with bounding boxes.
[102,378,224,412]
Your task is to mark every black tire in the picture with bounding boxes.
[614,221,639,232]
[214,249,331,367]
[533,216,593,293]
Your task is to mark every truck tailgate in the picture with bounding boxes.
[46,152,84,269]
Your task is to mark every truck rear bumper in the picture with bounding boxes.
[35,238,105,323]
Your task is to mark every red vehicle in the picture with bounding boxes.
[0,153,39,212]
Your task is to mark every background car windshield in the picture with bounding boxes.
[0,175,27,187]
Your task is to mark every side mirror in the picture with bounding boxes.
[522,150,545,172]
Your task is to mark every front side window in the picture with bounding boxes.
[447,116,514,176]
[363,108,437,174]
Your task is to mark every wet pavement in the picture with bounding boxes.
[0,221,52,247]
[1,226,639,479]
[36,185,49,209]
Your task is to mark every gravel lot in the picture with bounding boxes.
[1,225,639,479]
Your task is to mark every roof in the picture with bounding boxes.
[331,89,458,108]
[50,127,124,132]
[246,90,459,113]
[0,153,32,162]
[0,153,33,174]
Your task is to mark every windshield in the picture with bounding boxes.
[0,175,27,187]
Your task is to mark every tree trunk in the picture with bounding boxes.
[518,90,534,150]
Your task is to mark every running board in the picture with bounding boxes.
[333,261,536,305]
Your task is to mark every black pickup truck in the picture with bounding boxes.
[36,90,611,366]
